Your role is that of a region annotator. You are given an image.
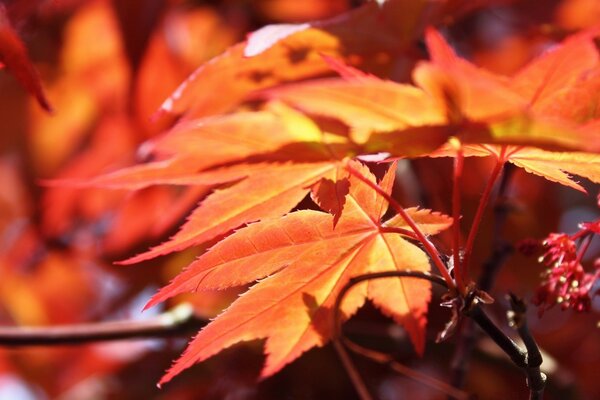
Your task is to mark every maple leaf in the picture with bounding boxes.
[154,1,390,119]
[265,27,600,155]
[70,104,359,263]
[262,75,448,147]
[0,6,51,111]
[398,29,600,192]
[154,0,504,120]
[421,27,600,152]
[148,161,452,385]
[506,31,600,115]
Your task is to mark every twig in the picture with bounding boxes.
[0,304,206,346]
[343,339,471,400]
[465,306,527,369]
[507,294,547,400]
[333,338,374,400]
[448,320,477,390]
[467,300,548,399]
[334,270,545,399]
[333,271,449,341]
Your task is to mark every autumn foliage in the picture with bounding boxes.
[1,0,599,399]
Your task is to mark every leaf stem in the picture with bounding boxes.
[449,163,516,393]
[346,163,456,290]
[452,143,466,293]
[462,147,507,275]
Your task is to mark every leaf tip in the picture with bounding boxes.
[37,92,53,113]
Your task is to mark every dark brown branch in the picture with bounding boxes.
[465,306,527,369]
[334,270,545,399]
[466,299,547,400]
[507,294,547,400]
[0,304,206,346]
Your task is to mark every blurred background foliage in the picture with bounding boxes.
[0,0,598,398]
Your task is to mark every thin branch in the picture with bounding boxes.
[334,270,545,399]
[343,339,471,400]
[508,294,547,400]
[465,306,527,369]
[345,163,456,290]
[448,320,477,390]
[333,338,374,400]
[0,304,206,346]
[468,301,548,399]
[379,226,419,240]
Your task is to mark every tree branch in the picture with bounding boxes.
[465,298,547,400]
[333,269,545,399]
[465,306,527,369]
[507,294,547,400]
[0,304,206,346]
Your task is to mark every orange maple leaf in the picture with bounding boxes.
[265,27,600,154]
[83,97,461,264]
[421,26,600,151]
[154,0,503,120]
[148,161,452,385]
[421,26,600,190]
[69,104,359,263]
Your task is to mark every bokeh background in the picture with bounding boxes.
[0,0,598,399]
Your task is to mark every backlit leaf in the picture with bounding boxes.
[151,161,450,384]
